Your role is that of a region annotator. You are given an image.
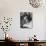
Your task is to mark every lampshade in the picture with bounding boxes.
[29,0,43,8]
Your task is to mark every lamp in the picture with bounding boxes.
[29,0,43,8]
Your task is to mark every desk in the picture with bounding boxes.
[5,39,46,46]
[13,40,46,46]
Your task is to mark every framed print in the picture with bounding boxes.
[20,12,33,29]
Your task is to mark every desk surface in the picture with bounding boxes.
[13,40,46,43]
[5,38,46,43]
[6,39,46,43]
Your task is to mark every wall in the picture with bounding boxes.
[0,0,46,40]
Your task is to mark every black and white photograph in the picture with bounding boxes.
[20,12,33,29]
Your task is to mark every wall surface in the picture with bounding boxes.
[0,0,46,40]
